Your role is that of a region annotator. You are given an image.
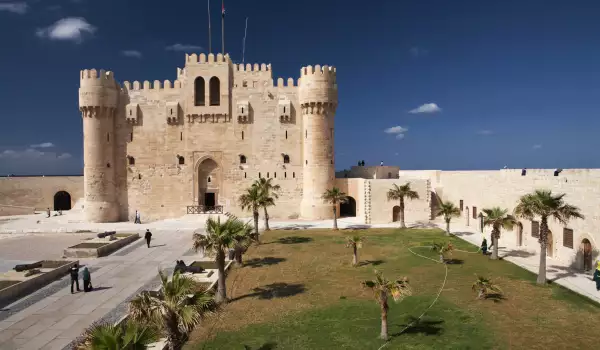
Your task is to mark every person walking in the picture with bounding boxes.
[134,210,141,224]
[70,263,81,294]
[145,229,152,248]
[46,207,51,218]
[593,261,600,292]
[480,237,488,255]
[82,267,93,292]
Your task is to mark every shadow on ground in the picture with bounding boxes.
[357,259,385,267]
[394,316,444,336]
[231,283,306,301]
[444,259,464,265]
[501,250,536,258]
[547,265,579,283]
[243,343,277,350]
[278,224,314,231]
[452,231,476,236]
[408,222,440,229]
[484,293,506,303]
[244,257,286,268]
[271,236,313,244]
[343,225,372,230]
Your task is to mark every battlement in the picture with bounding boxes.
[301,65,337,81]
[123,80,182,91]
[275,77,298,88]
[80,69,118,87]
[235,63,271,72]
[185,53,230,64]
[299,65,338,105]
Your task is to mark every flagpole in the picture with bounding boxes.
[221,0,225,54]
[207,0,211,53]
[242,17,248,64]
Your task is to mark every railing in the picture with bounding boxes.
[187,205,224,214]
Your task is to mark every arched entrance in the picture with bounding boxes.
[392,206,400,222]
[547,230,554,257]
[516,222,523,246]
[581,239,593,271]
[53,191,71,211]
[340,196,356,217]
[197,158,220,207]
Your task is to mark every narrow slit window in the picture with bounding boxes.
[107,133,110,142]
[244,172,247,178]
[274,172,277,178]
[170,108,173,115]
[259,172,261,178]
[305,130,307,138]
[240,155,247,164]
[267,172,270,178]
[180,132,183,141]
[207,176,211,183]
[285,130,288,139]
[178,156,185,165]
[293,172,295,178]
[130,133,133,142]
[242,131,244,140]
[285,172,287,178]
[283,155,290,164]
[128,157,135,165]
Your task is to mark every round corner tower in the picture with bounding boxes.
[79,69,119,222]
[299,65,338,220]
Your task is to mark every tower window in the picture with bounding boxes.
[305,160,308,165]
[244,172,247,178]
[267,172,270,178]
[293,172,295,178]
[128,156,135,165]
[283,106,286,113]
[285,172,287,178]
[285,130,288,139]
[170,108,173,115]
[259,172,261,178]
[242,131,244,140]
[274,172,277,178]
[240,155,247,164]
[178,156,185,165]
[107,133,110,142]
[283,155,290,164]
[129,110,132,116]
[209,77,220,106]
[107,163,111,168]
[194,77,205,106]
[180,132,183,141]
[305,130,307,138]
[130,133,133,142]
[241,107,244,113]
[207,176,211,183]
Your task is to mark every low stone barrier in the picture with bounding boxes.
[64,233,140,258]
[0,260,78,308]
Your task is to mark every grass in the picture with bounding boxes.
[186,228,600,349]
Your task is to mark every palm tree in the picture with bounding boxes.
[482,207,516,260]
[254,177,281,231]
[386,182,420,228]
[239,185,262,242]
[192,216,245,302]
[431,242,454,263]
[321,187,348,230]
[346,235,364,266]
[128,271,215,350]
[435,201,461,235]
[472,274,503,300]
[232,220,254,265]
[362,271,412,340]
[514,190,584,284]
[77,321,158,350]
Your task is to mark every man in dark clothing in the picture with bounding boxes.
[70,263,81,294]
[145,229,152,248]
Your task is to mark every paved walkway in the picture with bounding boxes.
[0,229,200,350]
[437,220,600,304]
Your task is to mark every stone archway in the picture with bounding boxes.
[516,222,523,246]
[547,230,554,257]
[196,158,220,207]
[581,239,593,271]
[340,196,356,217]
[53,191,71,211]
[392,206,400,222]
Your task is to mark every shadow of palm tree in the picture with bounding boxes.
[273,236,313,244]
[244,257,286,268]
[407,222,440,229]
[484,293,506,303]
[501,250,536,258]
[357,259,385,267]
[394,316,444,336]
[452,231,476,236]
[231,283,306,301]
[343,224,372,230]
[277,224,314,231]
[547,265,578,283]
[243,342,277,350]
[444,259,464,265]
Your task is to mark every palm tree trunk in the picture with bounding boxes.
[263,206,270,231]
[380,294,389,340]
[234,245,243,264]
[399,198,406,228]
[445,219,450,236]
[253,210,260,244]
[352,245,358,266]
[216,250,227,303]
[538,217,549,285]
[333,205,338,230]
[490,228,499,260]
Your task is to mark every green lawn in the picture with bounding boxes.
[186,228,600,349]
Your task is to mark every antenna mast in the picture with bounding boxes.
[242,17,248,64]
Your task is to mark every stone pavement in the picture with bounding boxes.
[436,220,600,304]
[0,228,200,350]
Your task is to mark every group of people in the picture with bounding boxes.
[70,263,92,293]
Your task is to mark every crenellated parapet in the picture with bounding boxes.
[275,77,298,89]
[123,80,182,91]
[235,63,271,72]
[79,69,119,116]
[298,65,338,113]
[185,53,230,65]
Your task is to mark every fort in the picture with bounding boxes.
[0,52,598,273]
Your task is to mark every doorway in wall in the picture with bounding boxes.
[582,239,593,271]
[204,193,216,207]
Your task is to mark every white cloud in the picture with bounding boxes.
[532,144,542,150]
[409,47,428,58]
[384,126,408,140]
[165,43,203,52]
[476,130,494,135]
[122,50,142,58]
[0,2,28,14]
[36,17,96,43]
[408,103,441,114]
[57,153,72,159]
[30,142,54,148]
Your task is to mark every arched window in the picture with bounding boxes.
[194,77,205,106]
[178,156,185,165]
[209,77,220,106]
[207,176,211,183]
[283,155,290,164]
[128,156,135,165]
[240,155,247,164]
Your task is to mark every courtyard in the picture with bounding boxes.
[187,227,600,349]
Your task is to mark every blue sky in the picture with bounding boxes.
[1,0,600,175]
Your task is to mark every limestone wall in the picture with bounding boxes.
[339,166,401,179]
[0,177,84,216]
[368,179,431,224]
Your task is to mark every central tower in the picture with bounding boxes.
[299,65,338,219]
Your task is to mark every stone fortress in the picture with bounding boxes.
[78,52,337,223]
[0,53,599,275]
